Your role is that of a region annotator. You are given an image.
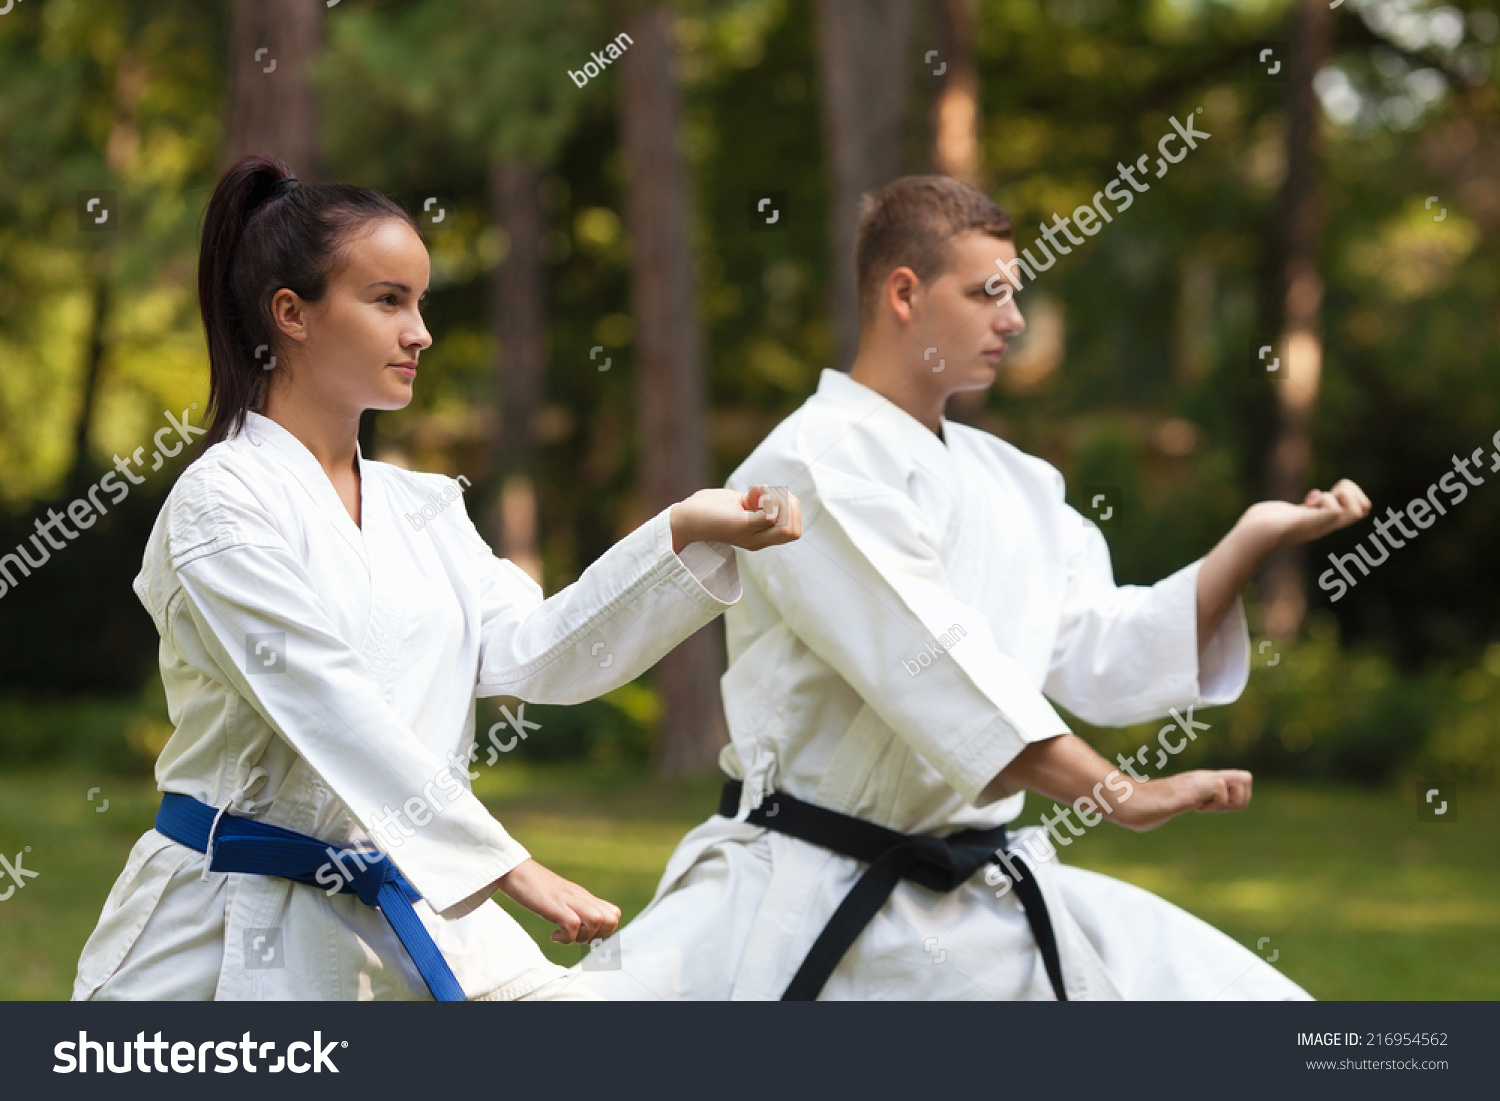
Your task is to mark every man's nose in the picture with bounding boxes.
[995,300,1025,337]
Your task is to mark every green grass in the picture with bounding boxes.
[2,764,1495,999]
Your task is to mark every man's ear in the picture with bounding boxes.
[270,287,309,344]
[883,266,920,325]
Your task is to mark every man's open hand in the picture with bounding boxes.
[1244,478,1372,552]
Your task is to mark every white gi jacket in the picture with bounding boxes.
[575,369,1309,1000]
[72,410,740,1001]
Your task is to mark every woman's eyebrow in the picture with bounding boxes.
[367,281,430,297]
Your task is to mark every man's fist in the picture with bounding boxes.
[1113,769,1254,832]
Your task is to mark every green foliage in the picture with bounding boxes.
[0,677,169,776]
[2,0,1499,777]
[476,686,660,769]
[1070,611,1500,787]
[0,1,224,508]
[321,0,602,170]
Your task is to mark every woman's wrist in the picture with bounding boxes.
[668,502,698,554]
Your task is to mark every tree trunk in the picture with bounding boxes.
[65,273,109,498]
[224,0,324,178]
[816,0,916,371]
[620,4,728,777]
[928,0,988,425]
[66,46,147,495]
[485,159,547,584]
[1261,0,1334,641]
[928,0,981,187]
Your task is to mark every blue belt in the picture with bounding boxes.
[155,792,466,1001]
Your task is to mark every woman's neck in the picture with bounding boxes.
[260,384,362,483]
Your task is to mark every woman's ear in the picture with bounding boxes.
[269,287,309,345]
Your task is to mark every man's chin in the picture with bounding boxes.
[949,363,998,393]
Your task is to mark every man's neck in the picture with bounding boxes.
[847,348,950,438]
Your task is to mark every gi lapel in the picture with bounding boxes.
[241,412,370,573]
[353,464,402,698]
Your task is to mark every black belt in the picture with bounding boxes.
[719,780,1068,1001]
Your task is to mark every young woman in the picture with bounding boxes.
[71,155,801,1001]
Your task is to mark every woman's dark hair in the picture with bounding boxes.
[196,154,417,450]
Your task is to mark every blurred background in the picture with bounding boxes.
[0,0,1497,999]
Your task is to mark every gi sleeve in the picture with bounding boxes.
[455,501,742,705]
[1041,504,1251,727]
[747,484,1073,807]
[165,469,530,916]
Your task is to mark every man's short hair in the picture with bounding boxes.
[854,175,1013,322]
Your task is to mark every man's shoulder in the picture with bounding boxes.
[728,385,917,496]
[945,420,1066,499]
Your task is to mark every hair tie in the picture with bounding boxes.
[272,176,301,197]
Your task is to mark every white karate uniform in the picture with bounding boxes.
[72,410,740,1001]
[574,369,1310,1001]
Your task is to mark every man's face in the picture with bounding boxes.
[272,218,433,414]
[907,230,1026,394]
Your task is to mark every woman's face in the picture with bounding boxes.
[270,217,432,415]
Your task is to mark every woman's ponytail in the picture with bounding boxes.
[197,155,292,451]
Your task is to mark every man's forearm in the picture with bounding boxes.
[1196,512,1281,651]
[981,733,1122,808]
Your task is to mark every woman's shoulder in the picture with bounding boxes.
[369,462,480,539]
[370,460,471,502]
[154,441,296,565]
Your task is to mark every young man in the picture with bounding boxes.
[576,175,1370,1000]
